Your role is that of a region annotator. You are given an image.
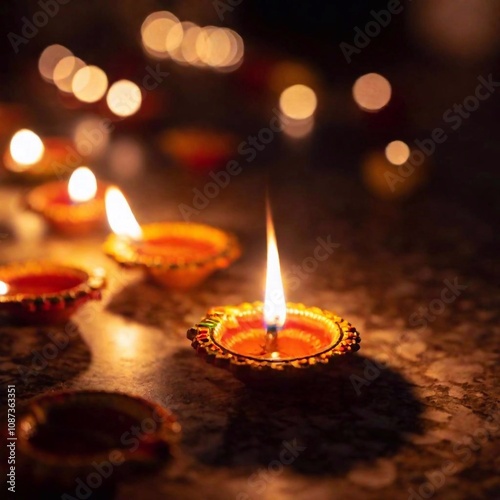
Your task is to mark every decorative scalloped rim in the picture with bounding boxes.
[187,302,361,374]
[103,222,241,272]
[0,261,106,312]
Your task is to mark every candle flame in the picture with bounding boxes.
[68,167,98,203]
[105,187,143,240]
[9,129,45,170]
[264,200,286,328]
[0,281,9,295]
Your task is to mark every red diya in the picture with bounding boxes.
[3,129,75,181]
[187,203,360,384]
[11,391,181,490]
[158,127,237,171]
[26,166,108,235]
[103,187,241,290]
[0,261,105,324]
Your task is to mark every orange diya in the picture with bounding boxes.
[187,203,361,383]
[0,261,105,324]
[103,187,241,289]
[3,129,74,180]
[26,167,108,235]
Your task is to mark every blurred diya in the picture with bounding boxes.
[26,166,108,235]
[187,202,360,383]
[3,129,75,180]
[158,127,237,171]
[103,187,241,289]
[0,261,105,324]
[12,391,181,489]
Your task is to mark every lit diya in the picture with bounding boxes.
[0,261,105,324]
[12,391,180,489]
[3,129,75,180]
[26,166,108,235]
[187,203,360,383]
[103,187,241,289]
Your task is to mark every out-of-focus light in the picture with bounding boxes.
[353,73,392,112]
[194,27,244,70]
[71,65,108,103]
[9,129,45,170]
[108,138,144,179]
[105,187,142,240]
[38,45,73,82]
[410,0,499,62]
[217,29,244,71]
[0,281,9,295]
[72,115,110,158]
[279,84,317,120]
[180,24,203,65]
[141,11,183,58]
[385,140,410,165]
[68,166,97,203]
[106,80,142,117]
[269,61,318,93]
[282,116,315,139]
[53,56,86,93]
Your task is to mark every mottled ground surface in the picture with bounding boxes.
[0,162,498,500]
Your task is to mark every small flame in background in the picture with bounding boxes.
[264,199,287,329]
[8,129,45,170]
[105,187,143,240]
[68,167,98,203]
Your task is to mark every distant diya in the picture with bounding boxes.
[103,187,240,289]
[0,261,105,324]
[12,391,181,489]
[187,202,360,383]
[26,166,108,235]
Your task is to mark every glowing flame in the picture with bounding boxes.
[68,167,98,203]
[264,201,286,328]
[0,281,9,295]
[9,129,45,169]
[105,187,142,240]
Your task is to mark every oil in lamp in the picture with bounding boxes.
[187,203,361,383]
[103,187,241,289]
[0,261,105,324]
[26,166,108,235]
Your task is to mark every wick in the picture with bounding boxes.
[265,322,279,353]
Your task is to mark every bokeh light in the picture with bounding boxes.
[0,281,9,295]
[9,129,45,170]
[53,56,86,93]
[282,117,315,139]
[68,166,98,203]
[72,115,111,158]
[38,45,73,82]
[352,73,392,112]
[71,65,108,103]
[385,140,410,165]
[106,80,142,117]
[279,84,318,120]
[141,11,183,59]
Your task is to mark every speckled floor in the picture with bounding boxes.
[0,164,498,500]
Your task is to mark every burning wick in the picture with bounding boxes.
[104,186,143,241]
[263,198,286,355]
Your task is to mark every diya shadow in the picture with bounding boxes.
[193,355,423,476]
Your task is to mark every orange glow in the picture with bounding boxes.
[352,73,392,112]
[385,140,410,165]
[106,80,142,117]
[264,201,286,328]
[279,84,317,120]
[72,116,110,158]
[8,129,45,170]
[53,56,86,93]
[38,45,73,82]
[72,66,108,103]
[105,187,142,240]
[141,11,183,58]
[68,167,97,203]
[0,281,9,295]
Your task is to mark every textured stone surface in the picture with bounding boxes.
[0,165,498,500]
